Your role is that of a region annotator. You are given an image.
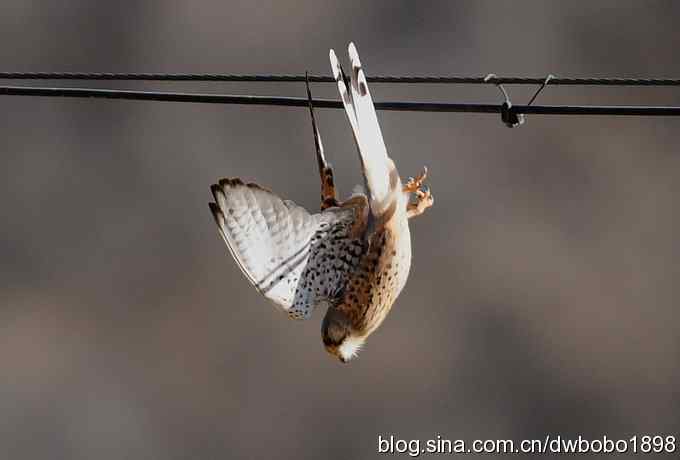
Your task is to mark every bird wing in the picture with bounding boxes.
[210,178,365,319]
[330,43,398,217]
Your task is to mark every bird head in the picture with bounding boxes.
[321,307,365,363]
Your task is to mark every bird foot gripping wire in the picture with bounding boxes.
[485,73,554,128]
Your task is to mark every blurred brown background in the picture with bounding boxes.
[1,1,679,458]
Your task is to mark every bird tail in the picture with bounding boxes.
[330,43,398,217]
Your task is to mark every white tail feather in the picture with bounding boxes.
[347,43,393,209]
[330,43,396,216]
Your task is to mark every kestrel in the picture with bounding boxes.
[209,43,433,362]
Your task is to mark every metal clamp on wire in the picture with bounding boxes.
[485,73,524,128]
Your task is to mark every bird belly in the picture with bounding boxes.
[338,213,412,337]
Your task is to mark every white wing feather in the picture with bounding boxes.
[210,179,361,319]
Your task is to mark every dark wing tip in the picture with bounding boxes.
[245,182,274,193]
[211,177,274,201]
[210,183,223,202]
[214,177,244,188]
[208,201,223,225]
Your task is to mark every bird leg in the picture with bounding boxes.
[404,167,433,218]
[305,72,339,210]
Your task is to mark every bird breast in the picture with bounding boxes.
[337,203,412,337]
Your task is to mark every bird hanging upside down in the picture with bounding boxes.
[209,43,433,363]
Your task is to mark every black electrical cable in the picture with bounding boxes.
[1,73,680,86]
[2,85,680,116]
